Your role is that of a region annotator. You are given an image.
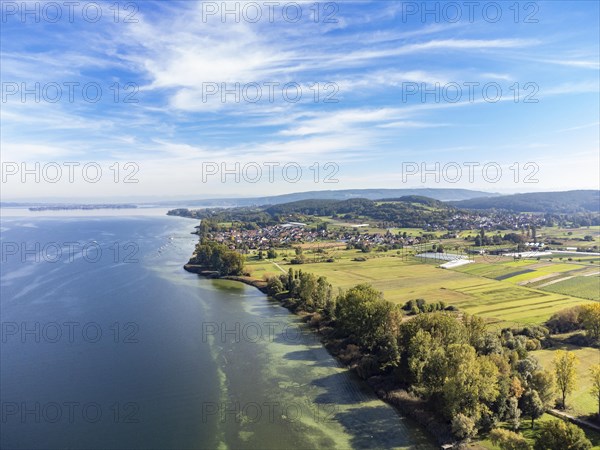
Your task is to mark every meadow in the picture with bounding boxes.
[532,345,599,418]
[541,276,600,301]
[246,248,597,326]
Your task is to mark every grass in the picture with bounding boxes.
[454,262,530,279]
[531,345,600,418]
[450,258,599,303]
[246,248,597,327]
[541,276,600,301]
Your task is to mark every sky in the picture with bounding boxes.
[1,0,599,201]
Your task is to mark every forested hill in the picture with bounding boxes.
[170,188,496,207]
[265,197,448,216]
[450,190,599,213]
[169,197,460,229]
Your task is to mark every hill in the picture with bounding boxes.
[174,188,497,207]
[451,190,599,213]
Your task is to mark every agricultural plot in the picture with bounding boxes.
[495,269,535,281]
[501,263,587,283]
[541,276,600,301]
[453,262,530,279]
[451,259,599,303]
[541,225,600,246]
[245,250,596,326]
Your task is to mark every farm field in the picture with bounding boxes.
[540,225,600,246]
[451,257,600,301]
[540,276,600,301]
[246,248,597,326]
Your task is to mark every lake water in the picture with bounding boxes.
[0,210,434,449]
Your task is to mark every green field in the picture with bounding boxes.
[540,276,600,301]
[532,345,600,418]
[449,258,600,302]
[246,249,597,326]
[453,261,533,280]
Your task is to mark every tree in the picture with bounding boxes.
[463,314,487,350]
[534,420,591,450]
[451,413,477,441]
[267,248,278,259]
[192,240,245,276]
[516,356,541,381]
[291,246,305,264]
[442,345,500,419]
[580,304,600,342]
[506,396,521,431]
[489,428,532,450]
[553,350,578,409]
[510,377,525,399]
[590,364,600,418]
[266,276,284,295]
[520,389,544,428]
[312,276,333,312]
[219,250,245,276]
[529,370,556,409]
[407,328,436,388]
[335,284,400,365]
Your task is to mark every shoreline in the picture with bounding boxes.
[183,263,456,447]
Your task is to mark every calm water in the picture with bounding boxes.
[0,211,433,449]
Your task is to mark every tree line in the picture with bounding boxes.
[189,240,245,276]
[265,269,597,448]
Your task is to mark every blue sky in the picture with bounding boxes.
[1,0,599,201]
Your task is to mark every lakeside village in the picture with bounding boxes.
[188,212,580,258]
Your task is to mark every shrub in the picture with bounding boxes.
[489,428,531,450]
[546,306,585,333]
[451,413,477,441]
[338,344,362,364]
[534,420,591,450]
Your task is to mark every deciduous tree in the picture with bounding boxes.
[520,389,544,428]
[553,350,578,409]
[590,364,600,418]
[489,428,531,450]
[534,420,591,450]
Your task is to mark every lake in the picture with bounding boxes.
[0,210,433,449]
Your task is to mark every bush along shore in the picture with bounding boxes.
[184,236,598,449]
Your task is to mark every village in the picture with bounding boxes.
[201,222,424,252]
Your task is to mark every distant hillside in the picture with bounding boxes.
[451,190,600,213]
[379,195,446,208]
[171,196,460,229]
[175,188,497,207]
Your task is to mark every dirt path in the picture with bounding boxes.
[537,276,576,288]
[548,409,600,432]
[271,261,287,274]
